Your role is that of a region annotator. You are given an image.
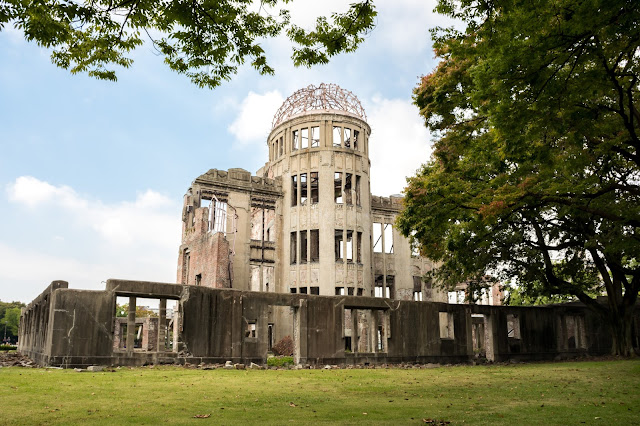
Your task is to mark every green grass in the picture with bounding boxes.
[1,360,638,424]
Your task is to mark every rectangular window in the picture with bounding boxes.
[373,222,383,253]
[413,291,423,301]
[386,275,395,299]
[247,321,257,338]
[290,232,297,264]
[334,172,343,203]
[507,314,521,339]
[346,230,353,262]
[310,172,319,203]
[335,287,344,295]
[310,229,319,262]
[290,288,297,294]
[300,173,308,205]
[344,127,351,148]
[335,230,344,261]
[347,287,354,296]
[353,130,359,150]
[292,130,299,151]
[299,287,308,294]
[301,128,309,149]
[344,173,353,205]
[311,126,320,147]
[333,126,342,147]
[439,312,454,339]
[357,288,363,296]
[300,230,308,263]
[279,137,283,156]
[384,223,394,254]
[355,175,361,206]
[356,231,362,263]
[209,200,228,233]
[310,286,319,295]
[291,175,298,206]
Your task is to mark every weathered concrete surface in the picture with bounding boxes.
[19,279,639,368]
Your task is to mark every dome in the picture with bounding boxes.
[272,83,367,129]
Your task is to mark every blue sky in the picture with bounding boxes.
[0,1,457,303]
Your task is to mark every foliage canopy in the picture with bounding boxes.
[397,0,639,355]
[1,0,376,88]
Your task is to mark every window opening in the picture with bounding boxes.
[439,312,454,339]
[335,287,345,296]
[301,128,309,149]
[335,230,344,261]
[300,230,308,263]
[299,287,308,294]
[268,324,274,351]
[377,325,384,351]
[246,320,257,338]
[310,172,319,203]
[195,274,201,286]
[310,287,319,295]
[344,127,351,148]
[290,232,297,264]
[300,173,308,205]
[279,136,283,156]
[355,175,361,206]
[333,126,342,147]
[507,314,521,339]
[334,172,343,203]
[386,276,395,299]
[311,126,320,147]
[292,130,299,151]
[346,230,353,262]
[353,130,359,150]
[356,231,362,263]
[291,175,298,206]
[373,222,383,253]
[207,197,228,234]
[344,173,353,204]
[347,287,354,296]
[310,229,319,262]
[374,275,384,298]
[290,288,297,294]
[384,223,393,253]
[357,288,364,296]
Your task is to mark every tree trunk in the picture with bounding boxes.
[607,306,636,357]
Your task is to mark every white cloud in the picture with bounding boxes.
[367,96,432,196]
[3,177,182,301]
[228,90,284,145]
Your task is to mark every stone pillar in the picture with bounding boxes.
[352,309,359,353]
[157,299,166,352]
[126,296,136,354]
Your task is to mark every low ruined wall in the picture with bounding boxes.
[19,279,638,367]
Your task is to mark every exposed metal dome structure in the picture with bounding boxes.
[272,83,367,129]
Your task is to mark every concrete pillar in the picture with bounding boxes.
[157,299,166,352]
[352,309,359,353]
[126,296,136,354]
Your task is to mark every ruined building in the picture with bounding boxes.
[177,84,477,303]
[19,85,637,367]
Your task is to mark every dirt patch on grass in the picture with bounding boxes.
[0,351,35,367]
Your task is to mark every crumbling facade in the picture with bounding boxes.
[177,84,455,306]
[18,279,639,368]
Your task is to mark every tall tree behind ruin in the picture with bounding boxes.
[397,0,639,355]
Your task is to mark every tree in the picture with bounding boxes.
[115,303,158,317]
[0,301,25,343]
[0,0,376,88]
[397,0,639,355]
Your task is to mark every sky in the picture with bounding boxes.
[0,1,458,303]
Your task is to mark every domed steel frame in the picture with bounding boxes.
[271,83,367,129]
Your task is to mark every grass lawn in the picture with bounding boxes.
[0,360,638,424]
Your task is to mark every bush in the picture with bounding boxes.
[272,335,294,356]
[0,344,17,351]
[267,356,294,367]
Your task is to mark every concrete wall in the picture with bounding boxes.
[19,279,638,368]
